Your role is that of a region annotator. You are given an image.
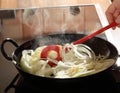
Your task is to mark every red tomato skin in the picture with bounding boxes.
[40,45,62,67]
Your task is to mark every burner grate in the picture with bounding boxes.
[4,74,20,93]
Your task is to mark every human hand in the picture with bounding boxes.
[105,0,120,29]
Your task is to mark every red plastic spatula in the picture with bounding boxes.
[40,22,118,65]
[73,22,118,45]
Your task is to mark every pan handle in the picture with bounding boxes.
[1,38,19,61]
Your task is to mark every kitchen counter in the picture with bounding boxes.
[0,0,110,12]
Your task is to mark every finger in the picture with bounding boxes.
[105,5,117,29]
[106,13,114,23]
[116,15,120,28]
[105,7,115,24]
[113,10,120,19]
[105,12,116,29]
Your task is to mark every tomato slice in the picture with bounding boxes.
[40,45,62,67]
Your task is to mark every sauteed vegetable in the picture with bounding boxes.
[40,45,62,67]
[20,44,114,78]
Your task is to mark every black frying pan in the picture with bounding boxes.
[1,33,119,87]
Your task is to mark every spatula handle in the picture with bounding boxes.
[73,22,118,45]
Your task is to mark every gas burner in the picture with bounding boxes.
[4,71,120,93]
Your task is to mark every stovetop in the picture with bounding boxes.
[4,70,120,93]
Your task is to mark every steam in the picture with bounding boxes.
[22,6,85,38]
